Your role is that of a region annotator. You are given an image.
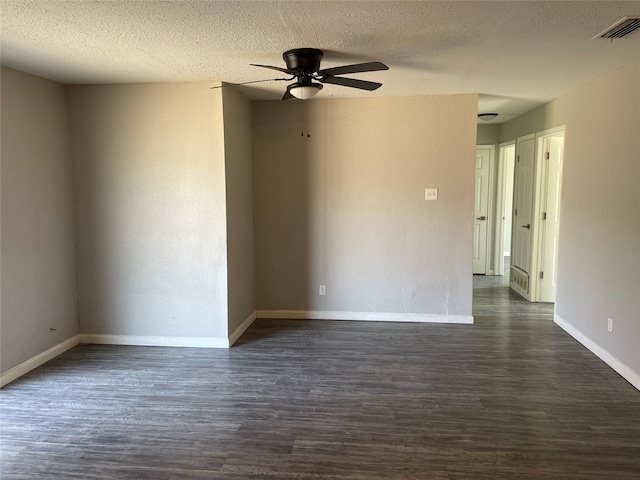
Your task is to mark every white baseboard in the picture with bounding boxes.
[1,310,469,388]
[80,334,229,349]
[554,314,640,392]
[229,311,257,347]
[1,335,80,388]
[256,310,474,324]
[79,313,258,349]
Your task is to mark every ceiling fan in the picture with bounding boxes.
[251,48,389,100]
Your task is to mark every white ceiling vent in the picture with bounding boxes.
[594,16,640,39]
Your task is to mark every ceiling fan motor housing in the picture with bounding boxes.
[283,48,324,73]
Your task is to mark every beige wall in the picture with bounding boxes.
[7,56,636,387]
[499,62,640,379]
[254,95,478,318]
[67,83,229,339]
[1,67,79,373]
[222,87,256,334]
[476,123,499,146]
[498,105,547,145]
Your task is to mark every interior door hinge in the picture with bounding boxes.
[545,152,550,160]
[515,208,518,216]
[543,212,547,220]
[540,271,544,279]
[517,155,520,162]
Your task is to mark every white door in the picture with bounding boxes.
[539,135,564,302]
[502,147,515,258]
[512,137,535,278]
[473,147,491,274]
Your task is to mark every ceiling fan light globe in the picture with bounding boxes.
[290,84,322,100]
[478,113,499,121]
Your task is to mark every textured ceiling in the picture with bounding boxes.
[2,1,639,122]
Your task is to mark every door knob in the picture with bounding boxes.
[476,216,486,221]
[522,224,531,229]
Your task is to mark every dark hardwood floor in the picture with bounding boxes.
[1,276,639,479]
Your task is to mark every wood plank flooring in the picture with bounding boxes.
[1,278,639,479]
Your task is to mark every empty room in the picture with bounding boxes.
[1,1,639,478]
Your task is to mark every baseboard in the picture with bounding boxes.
[554,314,640,392]
[80,334,229,349]
[79,313,257,349]
[1,310,468,387]
[256,310,474,324]
[1,335,81,388]
[228,311,257,347]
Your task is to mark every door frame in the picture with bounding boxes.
[493,141,516,276]
[531,126,566,302]
[475,145,496,275]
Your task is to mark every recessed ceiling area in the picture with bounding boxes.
[1,1,639,122]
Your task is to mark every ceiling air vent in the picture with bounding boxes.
[594,16,640,39]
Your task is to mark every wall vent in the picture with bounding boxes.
[594,16,640,39]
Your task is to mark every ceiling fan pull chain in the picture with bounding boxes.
[299,101,311,138]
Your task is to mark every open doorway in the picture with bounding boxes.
[473,129,564,304]
[494,142,516,276]
[509,127,566,302]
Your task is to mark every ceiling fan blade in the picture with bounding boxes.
[318,61,388,76]
[319,76,383,91]
[210,77,293,89]
[251,64,296,75]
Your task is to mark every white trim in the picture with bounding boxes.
[257,310,474,324]
[80,334,229,349]
[554,315,640,392]
[494,141,516,276]
[536,125,567,138]
[229,311,257,347]
[533,127,566,302]
[1,335,81,388]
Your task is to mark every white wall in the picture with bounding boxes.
[254,95,478,319]
[222,87,256,335]
[67,83,229,340]
[499,62,640,386]
[1,67,79,373]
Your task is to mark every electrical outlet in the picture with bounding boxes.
[319,285,326,296]
[607,317,613,333]
[425,188,438,201]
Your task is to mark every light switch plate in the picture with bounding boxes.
[425,188,438,200]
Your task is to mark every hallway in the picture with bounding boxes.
[472,271,554,321]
